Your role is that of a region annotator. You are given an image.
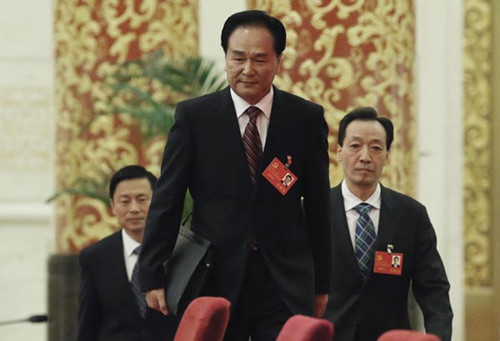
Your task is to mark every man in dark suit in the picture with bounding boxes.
[324,107,453,340]
[78,165,178,341]
[139,10,331,340]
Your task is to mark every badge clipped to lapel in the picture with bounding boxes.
[262,156,297,195]
[373,244,403,276]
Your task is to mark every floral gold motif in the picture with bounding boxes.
[54,0,198,253]
[463,0,493,287]
[250,0,416,193]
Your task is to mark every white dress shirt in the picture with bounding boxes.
[341,180,381,248]
[230,87,273,149]
[122,229,141,281]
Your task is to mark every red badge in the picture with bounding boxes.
[373,251,403,276]
[262,157,297,195]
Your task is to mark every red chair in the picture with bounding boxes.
[276,315,334,341]
[174,296,231,341]
[377,329,441,341]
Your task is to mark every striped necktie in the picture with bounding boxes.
[354,203,377,279]
[131,245,147,317]
[242,106,263,184]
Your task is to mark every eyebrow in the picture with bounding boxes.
[348,135,384,143]
[118,193,148,199]
[229,49,269,58]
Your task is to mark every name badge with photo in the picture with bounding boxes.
[373,251,403,276]
[262,157,297,195]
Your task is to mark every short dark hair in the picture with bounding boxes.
[338,107,394,150]
[221,10,286,56]
[109,165,157,199]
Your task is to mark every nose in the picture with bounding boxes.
[359,146,371,162]
[242,61,255,76]
[129,200,141,212]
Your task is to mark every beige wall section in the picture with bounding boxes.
[416,0,464,339]
[199,0,246,64]
[0,0,55,227]
[0,0,54,340]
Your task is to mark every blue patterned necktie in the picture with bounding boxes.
[242,106,263,185]
[354,203,377,279]
[131,245,147,317]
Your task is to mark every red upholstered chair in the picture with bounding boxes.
[276,315,334,341]
[377,330,441,341]
[174,296,231,341]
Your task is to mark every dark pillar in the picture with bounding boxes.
[47,254,79,341]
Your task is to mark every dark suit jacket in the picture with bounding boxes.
[325,184,453,341]
[139,86,331,316]
[78,230,178,341]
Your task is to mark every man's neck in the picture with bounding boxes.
[346,183,377,202]
[124,229,143,244]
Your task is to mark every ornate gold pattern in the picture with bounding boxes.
[54,0,198,253]
[249,0,416,194]
[463,0,493,286]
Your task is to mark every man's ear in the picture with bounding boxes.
[110,199,116,216]
[336,145,342,161]
[384,150,390,165]
[277,54,283,72]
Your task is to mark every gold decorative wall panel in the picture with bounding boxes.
[249,0,416,195]
[463,0,493,287]
[54,0,198,253]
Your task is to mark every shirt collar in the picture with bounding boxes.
[230,87,273,120]
[122,229,141,257]
[341,180,381,212]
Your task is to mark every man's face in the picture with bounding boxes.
[224,26,281,104]
[110,178,152,237]
[337,120,389,194]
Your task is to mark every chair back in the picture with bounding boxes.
[174,296,230,341]
[276,314,334,341]
[377,329,441,341]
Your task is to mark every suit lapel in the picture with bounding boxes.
[262,87,285,157]
[375,185,400,251]
[331,185,364,281]
[110,231,144,323]
[256,87,296,192]
[260,87,294,165]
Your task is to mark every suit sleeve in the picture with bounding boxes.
[411,206,453,341]
[77,251,101,341]
[302,105,332,294]
[138,102,191,291]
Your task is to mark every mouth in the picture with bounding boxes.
[240,80,257,85]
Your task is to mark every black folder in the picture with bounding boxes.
[163,225,214,316]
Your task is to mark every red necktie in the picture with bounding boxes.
[242,106,263,184]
